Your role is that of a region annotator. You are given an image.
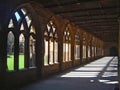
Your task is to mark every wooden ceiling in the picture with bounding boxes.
[33,0,120,42]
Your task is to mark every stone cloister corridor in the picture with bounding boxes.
[20,57,118,90]
[0,0,120,90]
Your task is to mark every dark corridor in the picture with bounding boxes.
[110,47,118,56]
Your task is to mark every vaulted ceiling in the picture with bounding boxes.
[33,0,120,42]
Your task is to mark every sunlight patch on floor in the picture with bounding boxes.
[98,79,118,84]
[61,71,99,78]
[61,57,117,78]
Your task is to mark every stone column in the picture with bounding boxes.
[0,24,7,89]
[118,17,120,89]
[118,17,120,59]
[80,34,83,64]
[71,35,75,66]
[0,7,7,89]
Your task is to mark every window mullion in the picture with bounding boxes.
[53,40,55,64]
[14,36,19,71]
[68,41,70,61]
[25,36,29,68]
[65,41,66,62]
[48,39,50,65]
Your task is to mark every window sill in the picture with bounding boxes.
[44,63,59,66]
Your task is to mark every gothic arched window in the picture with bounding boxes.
[82,33,86,59]
[74,33,80,60]
[7,8,36,71]
[19,34,25,69]
[63,25,71,62]
[92,37,95,57]
[29,26,36,67]
[7,31,15,70]
[87,35,91,58]
[44,20,58,65]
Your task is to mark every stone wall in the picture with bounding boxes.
[0,1,105,89]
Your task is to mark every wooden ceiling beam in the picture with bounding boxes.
[70,17,117,22]
[69,14,118,21]
[39,0,98,8]
[74,23,118,28]
[91,29,118,32]
[74,22,118,25]
[70,18,117,22]
[53,6,118,14]
[62,13,117,19]
[73,19,117,24]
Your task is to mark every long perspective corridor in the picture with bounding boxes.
[21,57,118,90]
[0,0,120,90]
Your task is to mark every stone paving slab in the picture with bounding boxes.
[20,57,118,90]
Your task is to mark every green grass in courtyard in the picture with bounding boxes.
[7,55,14,70]
[19,54,24,69]
[7,54,25,70]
